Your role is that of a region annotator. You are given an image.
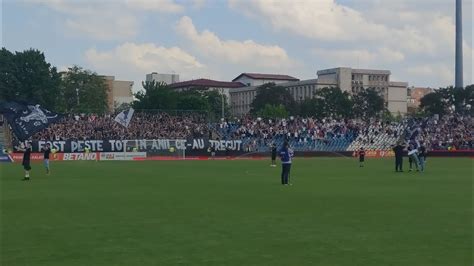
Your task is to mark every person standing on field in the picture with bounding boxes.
[271,143,277,167]
[19,143,32,181]
[42,143,51,175]
[392,142,405,172]
[358,147,365,167]
[279,142,294,185]
[408,144,421,172]
[418,142,427,172]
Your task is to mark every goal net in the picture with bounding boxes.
[124,139,186,160]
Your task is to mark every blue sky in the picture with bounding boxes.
[2,0,473,92]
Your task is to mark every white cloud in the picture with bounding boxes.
[192,0,206,9]
[406,64,454,87]
[312,47,404,68]
[65,13,138,41]
[377,47,405,62]
[229,0,387,42]
[26,0,185,40]
[124,0,184,13]
[175,16,295,68]
[229,0,473,87]
[84,42,207,91]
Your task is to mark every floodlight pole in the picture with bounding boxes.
[455,0,463,88]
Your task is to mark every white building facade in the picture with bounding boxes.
[101,76,134,111]
[146,72,180,85]
[316,68,407,114]
[230,79,335,116]
[229,67,408,116]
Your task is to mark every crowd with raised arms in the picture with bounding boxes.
[405,114,473,150]
[26,112,209,141]
[9,112,473,151]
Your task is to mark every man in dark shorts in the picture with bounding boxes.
[358,147,365,167]
[271,143,277,167]
[21,143,32,181]
[42,143,51,175]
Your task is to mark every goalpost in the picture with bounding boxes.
[123,139,186,160]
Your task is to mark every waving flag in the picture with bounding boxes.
[0,102,62,141]
[114,107,134,128]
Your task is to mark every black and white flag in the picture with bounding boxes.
[114,107,134,128]
[0,102,62,141]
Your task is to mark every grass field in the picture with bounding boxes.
[0,158,472,266]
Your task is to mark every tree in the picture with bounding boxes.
[313,87,352,118]
[251,83,296,114]
[60,66,108,113]
[0,48,61,110]
[203,90,229,119]
[420,86,474,116]
[352,88,385,119]
[176,90,210,111]
[257,104,288,118]
[299,98,324,118]
[419,91,446,115]
[133,80,178,110]
[465,84,474,116]
[114,102,132,113]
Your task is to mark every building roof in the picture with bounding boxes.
[317,67,390,75]
[232,73,299,82]
[229,79,336,94]
[169,78,245,89]
[389,81,409,87]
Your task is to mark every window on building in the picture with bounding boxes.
[352,74,355,80]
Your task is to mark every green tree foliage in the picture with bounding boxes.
[420,91,446,115]
[176,90,210,111]
[133,82,229,118]
[251,83,296,115]
[133,80,179,110]
[60,66,108,113]
[257,104,288,118]
[313,87,352,118]
[0,48,61,110]
[203,90,229,118]
[420,86,473,116]
[299,98,324,118]
[352,88,386,119]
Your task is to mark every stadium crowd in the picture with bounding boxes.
[217,117,360,149]
[29,112,209,141]
[405,114,473,150]
[11,112,473,151]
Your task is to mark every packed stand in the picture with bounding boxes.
[9,111,473,152]
[215,117,362,152]
[21,112,210,141]
[405,114,473,150]
[347,120,406,151]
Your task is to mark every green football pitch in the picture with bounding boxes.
[0,158,472,266]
